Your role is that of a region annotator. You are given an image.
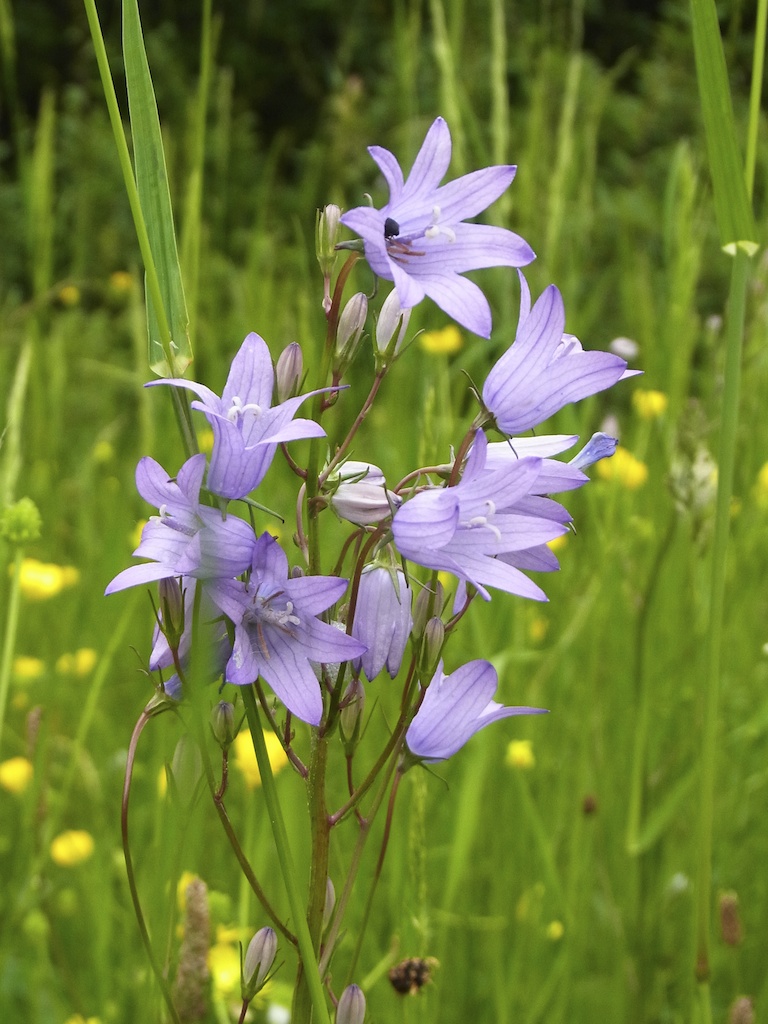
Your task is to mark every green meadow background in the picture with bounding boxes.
[1,1,767,1022]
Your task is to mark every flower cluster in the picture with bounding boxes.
[108,114,639,1021]
[108,116,635,751]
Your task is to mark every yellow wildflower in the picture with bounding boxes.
[64,1015,102,1024]
[108,270,133,294]
[633,389,668,420]
[50,830,95,867]
[14,559,79,600]
[13,656,45,682]
[130,519,147,550]
[197,428,215,456]
[56,648,97,677]
[506,739,535,770]
[547,533,568,553]
[177,871,202,912]
[528,615,548,644]
[596,447,648,490]
[419,325,463,355]
[58,285,81,308]
[0,757,34,794]
[233,730,289,789]
[546,920,565,942]
[92,440,115,465]
[208,942,241,996]
[754,462,768,511]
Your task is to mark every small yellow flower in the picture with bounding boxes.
[158,763,168,799]
[596,447,648,490]
[130,519,147,551]
[197,428,215,456]
[58,284,81,308]
[208,942,241,996]
[64,1015,102,1024]
[506,739,535,770]
[546,920,565,942]
[50,830,95,867]
[528,615,548,644]
[0,756,34,794]
[633,389,668,420]
[177,871,201,911]
[419,325,463,355]
[108,270,133,294]
[14,559,79,600]
[13,656,45,682]
[754,462,768,511]
[56,648,98,677]
[547,533,568,553]
[92,440,115,465]
[233,730,289,790]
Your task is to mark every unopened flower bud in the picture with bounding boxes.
[335,293,368,372]
[210,701,236,748]
[420,617,445,678]
[340,678,365,749]
[158,577,185,648]
[323,877,336,932]
[336,984,366,1024]
[316,204,342,275]
[0,497,42,545]
[242,926,278,999]
[276,342,303,402]
[375,289,411,364]
[411,582,444,639]
[329,462,401,526]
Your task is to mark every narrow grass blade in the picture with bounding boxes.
[123,0,192,374]
[690,0,758,253]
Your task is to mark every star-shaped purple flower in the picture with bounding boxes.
[482,275,637,434]
[341,117,534,339]
[391,430,568,602]
[406,659,546,763]
[105,454,256,595]
[208,533,367,726]
[147,333,328,501]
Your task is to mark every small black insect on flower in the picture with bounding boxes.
[383,217,400,239]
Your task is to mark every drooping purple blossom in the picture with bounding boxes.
[391,430,568,602]
[341,117,534,339]
[147,332,328,501]
[483,432,619,494]
[105,454,256,595]
[406,659,546,763]
[482,275,637,435]
[351,564,412,680]
[207,533,367,726]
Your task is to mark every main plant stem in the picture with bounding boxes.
[292,732,331,1023]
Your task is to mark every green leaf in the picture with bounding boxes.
[123,0,192,375]
[690,0,759,254]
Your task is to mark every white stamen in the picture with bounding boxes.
[228,395,263,423]
[424,205,456,243]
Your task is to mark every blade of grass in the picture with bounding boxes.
[122,0,192,375]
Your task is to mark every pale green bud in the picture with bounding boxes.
[0,497,42,545]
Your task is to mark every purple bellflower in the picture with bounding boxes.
[351,564,412,680]
[147,332,328,501]
[406,659,546,762]
[208,533,367,726]
[391,430,568,602]
[482,275,637,435]
[341,117,534,339]
[105,454,256,595]
[484,432,619,494]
